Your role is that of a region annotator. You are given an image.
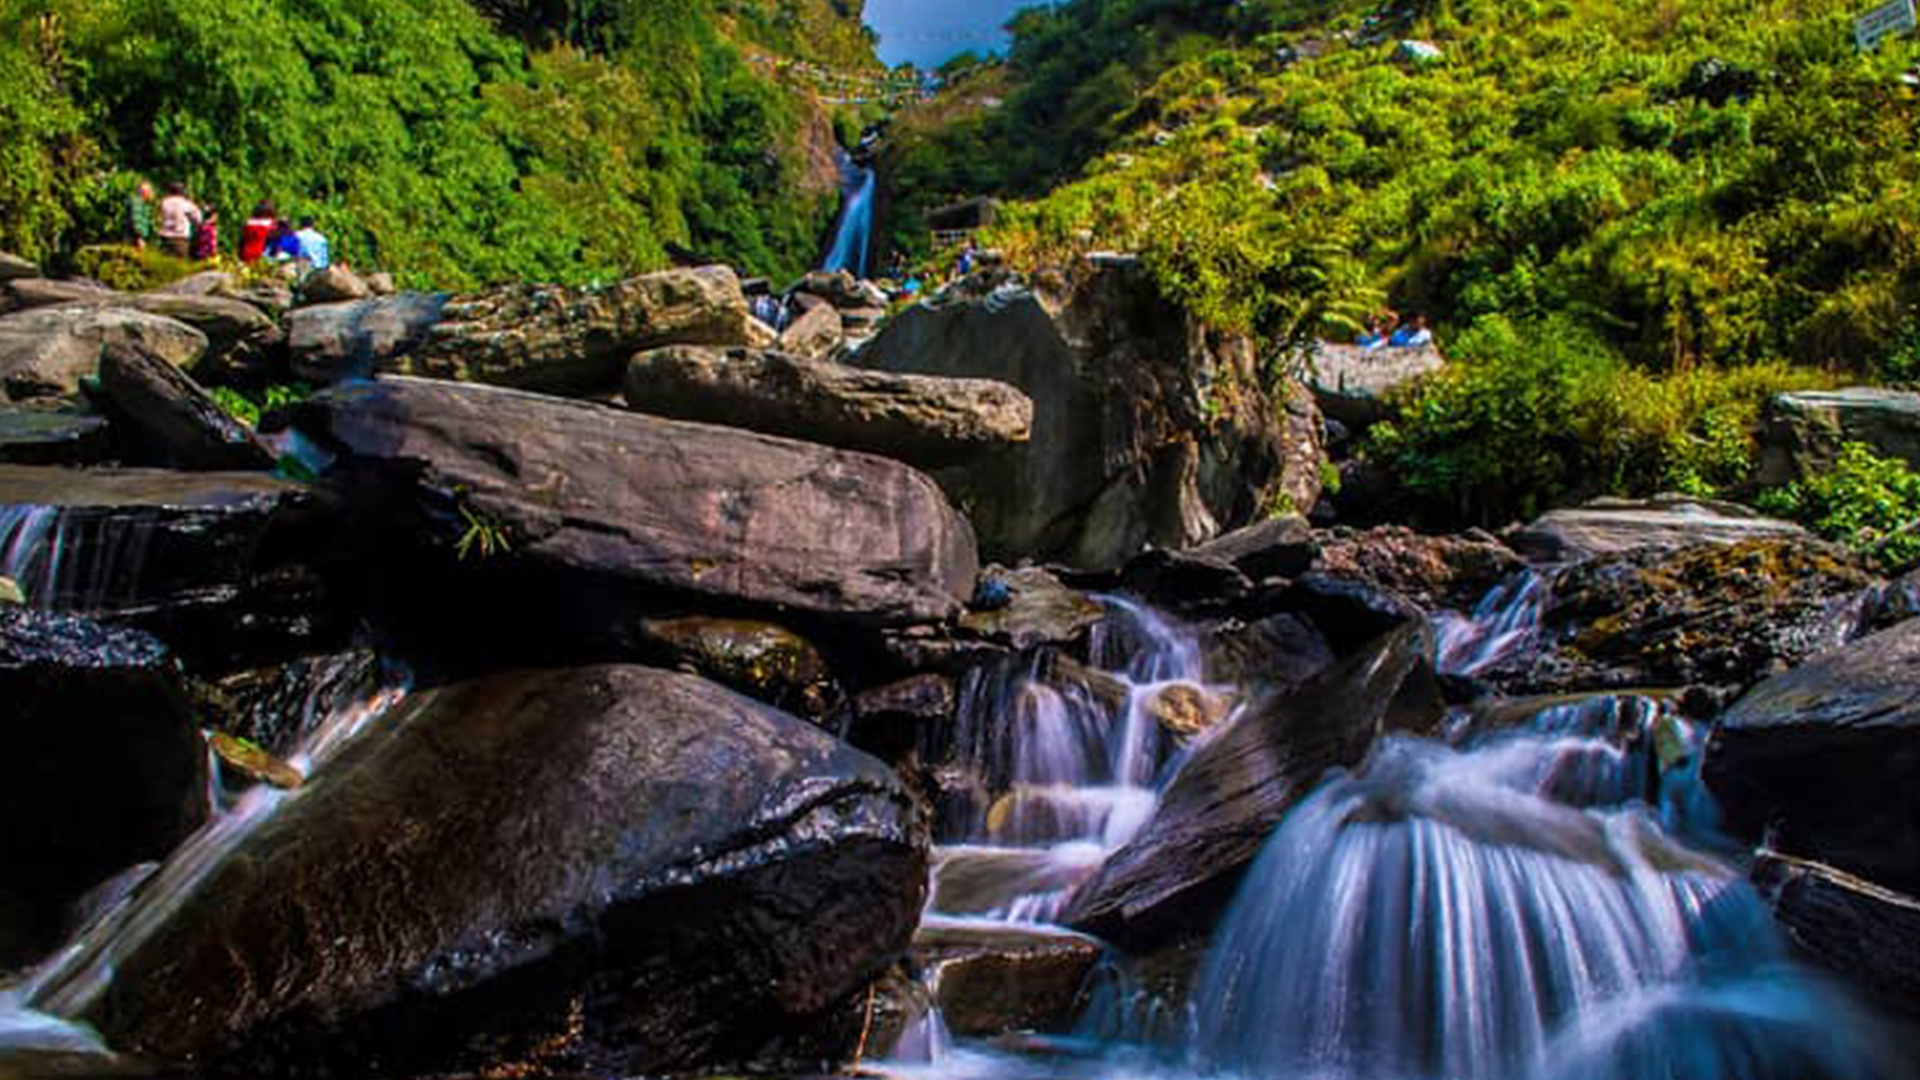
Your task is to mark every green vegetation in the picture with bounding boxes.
[208,382,311,429]
[879,0,1920,522]
[1757,442,1920,570]
[0,0,859,287]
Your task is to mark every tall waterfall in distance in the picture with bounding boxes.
[822,153,875,278]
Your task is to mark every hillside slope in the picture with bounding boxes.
[0,0,878,286]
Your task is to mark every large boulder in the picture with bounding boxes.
[1314,525,1524,612]
[1305,342,1445,429]
[95,341,275,470]
[0,465,348,670]
[1758,387,1920,485]
[285,293,450,383]
[297,264,372,305]
[1752,853,1920,1020]
[289,377,976,636]
[1484,538,1879,696]
[1063,621,1441,948]
[1,277,117,313]
[1705,617,1920,894]
[121,292,282,370]
[78,665,928,1075]
[396,265,756,395]
[858,258,1321,568]
[0,251,36,282]
[1506,495,1807,563]
[624,346,1032,470]
[0,306,206,403]
[777,295,844,359]
[0,607,207,967]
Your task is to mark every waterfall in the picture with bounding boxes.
[823,159,876,278]
[1435,569,1549,676]
[0,506,156,612]
[1191,720,1891,1080]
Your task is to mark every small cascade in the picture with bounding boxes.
[1435,569,1549,676]
[0,661,411,1053]
[0,505,156,612]
[1190,725,1889,1080]
[823,157,877,279]
[887,600,1228,1066]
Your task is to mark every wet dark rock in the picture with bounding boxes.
[1314,525,1523,612]
[207,730,304,790]
[83,665,928,1076]
[0,465,349,671]
[0,406,111,465]
[1064,622,1442,949]
[1488,539,1879,696]
[1188,514,1317,581]
[1506,495,1806,563]
[912,923,1103,1037]
[956,566,1105,650]
[876,624,1013,679]
[1305,342,1446,430]
[859,258,1320,568]
[848,673,956,762]
[1705,617,1920,894]
[285,293,451,383]
[187,648,385,757]
[1202,611,1336,693]
[1112,547,1251,618]
[289,377,976,640]
[397,265,756,395]
[638,614,839,718]
[0,306,207,403]
[623,345,1033,470]
[1758,387,1920,486]
[0,608,206,967]
[1279,572,1426,655]
[1753,852,1920,1020]
[95,341,275,470]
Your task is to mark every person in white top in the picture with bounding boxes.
[157,182,201,260]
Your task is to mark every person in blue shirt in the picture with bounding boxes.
[1391,314,1434,348]
[293,217,330,271]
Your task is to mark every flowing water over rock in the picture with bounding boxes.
[884,595,1899,1080]
[1434,569,1548,677]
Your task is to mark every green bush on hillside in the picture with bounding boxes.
[1365,314,1828,524]
[1756,441,1920,570]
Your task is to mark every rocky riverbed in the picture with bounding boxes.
[0,252,1916,1078]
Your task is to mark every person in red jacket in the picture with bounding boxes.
[239,201,276,263]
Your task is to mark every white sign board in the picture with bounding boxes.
[1856,0,1917,49]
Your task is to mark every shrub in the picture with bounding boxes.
[1755,442,1920,571]
[72,244,202,291]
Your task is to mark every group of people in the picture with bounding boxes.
[127,181,330,274]
[1357,310,1433,350]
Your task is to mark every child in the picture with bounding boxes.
[191,210,220,261]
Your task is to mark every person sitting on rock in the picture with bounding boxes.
[267,218,301,263]
[157,182,201,260]
[293,216,331,273]
[239,201,277,263]
[1391,314,1434,348]
[1360,309,1399,350]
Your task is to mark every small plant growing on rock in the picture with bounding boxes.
[455,501,513,562]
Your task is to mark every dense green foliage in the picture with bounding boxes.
[0,0,856,287]
[878,0,1920,521]
[1757,441,1920,570]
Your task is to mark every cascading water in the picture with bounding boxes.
[1435,569,1548,676]
[0,660,411,1060]
[823,156,877,279]
[890,600,1231,1067]
[0,506,156,612]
